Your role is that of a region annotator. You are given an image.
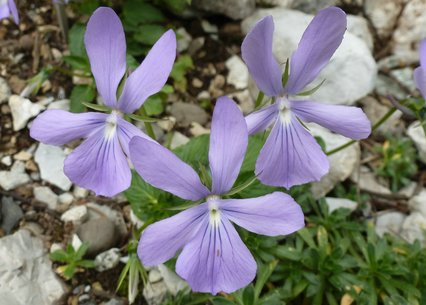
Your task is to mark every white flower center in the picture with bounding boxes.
[278,97,292,125]
[104,111,119,140]
[207,195,221,228]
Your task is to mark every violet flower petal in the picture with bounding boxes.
[414,66,426,99]
[290,100,371,140]
[175,216,256,295]
[241,15,283,97]
[209,97,248,195]
[118,30,176,113]
[8,0,18,24]
[138,203,207,266]
[129,136,210,201]
[84,7,126,108]
[64,125,131,197]
[30,110,108,145]
[220,192,304,236]
[0,3,9,20]
[285,7,346,94]
[116,117,152,157]
[245,103,278,135]
[256,116,329,188]
[419,38,426,68]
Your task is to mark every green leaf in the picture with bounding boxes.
[75,242,89,260]
[127,113,163,123]
[212,297,237,305]
[123,0,166,25]
[282,58,290,87]
[63,55,90,72]
[68,24,87,57]
[240,135,266,173]
[254,260,277,300]
[274,245,301,261]
[170,55,194,92]
[126,54,140,70]
[78,259,96,268]
[82,102,110,112]
[143,94,165,116]
[242,285,255,305]
[49,250,70,263]
[173,134,210,169]
[70,85,96,113]
[63,264,76,280]
[296,79,325,96]
[297,228,316,249]
[134,24,166,45]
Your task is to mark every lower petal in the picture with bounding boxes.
[176,217,256,295]
[63,127,131,197]
[414,67,426,99]
[256,116,329,188]
[138,203,207,266]
[245,103,278,135]
[8,0,18,24]
[117,117,152,156]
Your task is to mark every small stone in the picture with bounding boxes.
[188,37,205,56]
[364,0,403,38]
[225,55,249,89]
[169,102,209,126]
[194,0,255,20]
[351,166,392,196]
[407,121,426,164]
[95,248,121,272]
[192,78,203,88]
[360,97,402,135]
[61,206,88,225]
[407,189,426,218]
[209,75,226,98]
[1,155,12,166]
[0,77,11,104]
[34,186,59,210]
[176,27,192,53]
[9,95,44,131]
[34,144,72,191]
[47,99,70,111]
[157,264,188,295]
[401,212,426,246]
[170,132,190,149]
[130,210,144,229]
[14,150,32,161]
[325,197,357,213]
[200,19,219,33]
[58,193,74,206]
[197,90,210,100]
[157,117,176,132]
[149,269,163,283]
[376,211,407,237]
[71,234,83,251]
[0,161,31,191]
[86,202,127,240]
[102,299,125,305]
[347,15,374,51]
[77,218,118,256]
[50,243,63,253]
[73,186,89,199]
[189,122,210,136]
[1,197,23,234]
[230,89,255,114]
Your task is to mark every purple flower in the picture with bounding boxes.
[414,38,426,99]
[241,7,371,189]
[0,0,19,24]
[129,97,305,294]
[30,7,176,197]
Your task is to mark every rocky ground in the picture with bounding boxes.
[1,0,426,305]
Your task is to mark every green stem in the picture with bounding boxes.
[140,107,156,140]
[326,107,397,156]
[50,65,90,78]
[255,91,264,108]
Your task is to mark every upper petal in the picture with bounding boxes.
[176,217,256,294]
[118,30,176,113]
[64,126,131,197]
[0,3,9,20]
[138,203,207,266]
[419,38,426,69]
[290,100,371,140]
[256,115,329,188]
[285,7,346,94]
[209,97,248,195]
[30,110,108,145]
[129,136,210,201]
[84,7,127,108]
[220,192,304,236]
[414,66,426,99]
[8,0,18,24]
[116,117,152,157]
[245,103,278,135]
[241,15,283,97]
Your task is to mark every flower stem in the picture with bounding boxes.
[255,91,264,108]
[326,107,397,156]
[140,106,156,140]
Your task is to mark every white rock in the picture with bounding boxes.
[408,189,426,218]
[47,99,70,111]
[375,211,407,237]
[170,132,190,149]
[0,161,31,191]
[50,243,63,253]
[14,150,32,161]
[34,144,72,191]
[189,122,210,136]
[401,212,426,246]
[347,15,374,51]
[60,206,88,225]
[148,269,163,283]
[33,186,59,210]
[407,121,426,164]
[176,27,192,53]
[58,193,74,206]
[157,264,187,295]
[86,202,127,240]
[325,197,358,213]
[200,19,218,33]
[130,210,144,229]
[1,155,12,166]
[157,117,176,132]
[94,248,121,272]
[230,89,255,114]
[351,166,392,195]
[242,9,377,106]
[256,0,294,7]
[73,186,89,198]
[398,182,418,198]
[364,0,403,38]
[0,77,11,104]
[225,55,250,89]
[0,230,67,305]
[9,95,44,131]
[71,234,83,250]
[309,125,360,198]
[194,0,255,20]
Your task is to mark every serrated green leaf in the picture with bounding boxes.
[70,85,96,113]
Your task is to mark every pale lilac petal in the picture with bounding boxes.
[0,3,9,20]
[8,0,18,24]
[118,30,176,113]
[84,7,126,108]
[414,67,426,99]
[245,103,278,135]
[129,137,210,201]
[209,97,248,195]
[64,127,131,197]
[138,204,207,266]
[220,192,304,236]
[241,16,283,96]
[290,100,371,140]
[285,7,346,94]
[30,110,108,145]
[176,217,256,294]
[256,116,329,188]
[116,117,152,157]
[419,38,426,69]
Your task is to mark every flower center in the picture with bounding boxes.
[207,195,221,227]
[104,111,120,140]
[278,97,292,125]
